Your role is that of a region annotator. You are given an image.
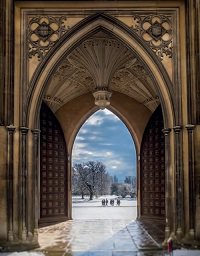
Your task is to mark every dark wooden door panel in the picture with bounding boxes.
[140,106,165,218]
[39,102,68,225]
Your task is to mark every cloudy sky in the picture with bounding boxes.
[72,109,136,182]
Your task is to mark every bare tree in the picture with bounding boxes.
[73,161,111,200]
[72,167,87,198]
[124,176,137,197]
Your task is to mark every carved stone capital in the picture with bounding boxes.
[20,127,29,134]
[185,124,195,131]
[173,126,182,134]
[162,128,171,136]
[31,129,40,135]
[7,125,16,133]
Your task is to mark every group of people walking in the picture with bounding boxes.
[101,198,120,206]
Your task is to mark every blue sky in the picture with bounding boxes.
[72,109,136,182]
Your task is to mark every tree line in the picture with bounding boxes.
[72,161,137,200]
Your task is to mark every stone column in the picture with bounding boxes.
[162,128,172,242]
[6,125,16,241]
[68,154,72,220]
[185,124,196,239]
[137,154,141,218]
[31,129,40,242]
[19,127,29,241]
[173,126,184,239]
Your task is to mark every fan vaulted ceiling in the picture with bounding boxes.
[44,31,159,112]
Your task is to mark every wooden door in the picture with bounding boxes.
[39,102,68,225]
[140,106,165,218]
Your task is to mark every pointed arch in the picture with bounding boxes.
[68,105,139,158]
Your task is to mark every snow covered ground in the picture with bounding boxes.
[72,195,137,207]
[1,198,200,255]
[72,195,137,219]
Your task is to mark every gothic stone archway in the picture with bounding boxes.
[16,7,176,250]
[1,0,199,251]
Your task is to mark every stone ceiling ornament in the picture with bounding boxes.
[110,60,158,106]
[93,87,112,110]
[68,37,134,88]
[67,35,136,108]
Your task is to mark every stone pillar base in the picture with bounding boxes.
[182,230,200,248]
[8,230,14,241]
[176,227,183,240]
[0,240,39,252]
[33,229,38,242]
[22,229,27,241]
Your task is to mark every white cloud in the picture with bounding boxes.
[105,151,113,156]
[103,109,120,121]
[84,109,120,127]
[80,128,89,134]
[74,142,87,149]
[76,136,85,141]
[73,142,134,170]
[107,126,119,131]
[100,143,113,146]
[73,143,107,162]
[89,135,99,141]
[104,159,123,168]
[77,127,101,137]
[85,115,104,126]
[73,143,118,164]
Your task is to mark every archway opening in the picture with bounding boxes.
[38,102,166,253]
[34,13,173,252]
[72,109,137,220]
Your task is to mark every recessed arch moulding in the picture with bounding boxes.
[25,11,177,239]
[30,11,175,233]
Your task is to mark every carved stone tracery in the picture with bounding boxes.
[27,13,173,62]
[117,14,173,59]
[28,16,71,60]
